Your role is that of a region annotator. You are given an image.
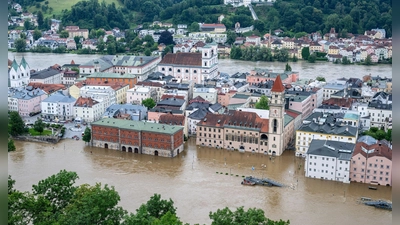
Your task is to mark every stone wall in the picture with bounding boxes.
[13,135,60,144]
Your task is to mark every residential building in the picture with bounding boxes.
[41,91,76,121]
[102,104,147,121]
[8,86,47,117]
[305,140,355,183]
[350,141,392,186]
[200,23,226,33]
[367,99,392,131]
[126,86,156,105]
[27,82,68,97]
[322,82,347,100]
[73,97,103,123]
[193,85,218,104]
[246,35,261,45]
[30,67,63,84]
[79,55,161,81]
[80,85,116,114]
[91,118,184,157]
[65,26,89,39]
[62,70,79,86]
[159,114,188,138]
[295,112,359,157]
[188,32,227,44]
[83,72,137,89]
[247,69,299,85]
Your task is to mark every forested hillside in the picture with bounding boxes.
[14,0,391,37]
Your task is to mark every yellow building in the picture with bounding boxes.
[328,45,340,55]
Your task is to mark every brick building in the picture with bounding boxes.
[91,118,184,157]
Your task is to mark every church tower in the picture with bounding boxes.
[9,59,21,88]
[268,75,285,156]
[19,56,30,86]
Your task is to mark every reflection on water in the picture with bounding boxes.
[9,138,391,225]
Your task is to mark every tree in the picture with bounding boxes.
[158,31,174,45]
[364,55,373,65]
[37,10,44,29]
[59,30,69,38]
[301,47,310,60]
[97,39,105,52]
[162,46,171,57]
[386,129,392,142]
[33,29,42,41]
[144,48,151,56]
[14,38,26,52]
[255,95,269,110]
[8,139,16,152]
[146,194,176,219]
[24,20,32,30]
[226,30,237,45]
[316,76,326,82]
[33,118,45,135]
[142,98,156,109]
[82,127,91,144]
[209,206,290,225]
[308,53,317,63]
[9,111,26,136]
[59,183,127,224]
[107,42,117,55]
[285,63,292,72]
[188,22,200,32]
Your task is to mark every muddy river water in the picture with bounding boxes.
[8,139,392,225]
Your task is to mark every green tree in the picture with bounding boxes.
[209,206,290,225]
[8,139,16,152]
[188,22,200,32]
[308,53,317,63]
[33,118,45,135]
[226,30,237,45]
[301,47,310,60]
[37,10,44,29]
[24,20,32,30]
[107,42,117,55]
[158,31,174,45]
[33,29,42,41]
[59,30,69,38]
[97,39,105,52]
[146,194,176,219]
[144,48,152,56]
[162,46,171,57]
[364,55,373,65]
[142,98,156,109]
[82,127,91,144]
[9,111,26,136]
[285,63,292,72]
[375,130,386,140]
[59,183,127,224]
[14,38,27,52]
[255,95,269,110]
[386,129,392,142]
[316,76,326,82]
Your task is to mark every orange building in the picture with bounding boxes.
[84,72,137,88]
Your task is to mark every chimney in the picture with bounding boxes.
[140,57,143,64]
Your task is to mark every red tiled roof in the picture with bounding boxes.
[322,98,354,108]
[136,81,163,87]
[28,82,66,93]
[159,114,185,126]
[189,96,208,104]
[271,75,285,92]
[285,109,301,119]
[353,142,392,160]
[160,53,202,66]
[74,96,99,107]
[161,94,185,100]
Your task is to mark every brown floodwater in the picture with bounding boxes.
[9,138,392,225]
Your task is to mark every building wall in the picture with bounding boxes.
[91,125,184,157]
[18,95,47,116]
[74,103,103,123]
[368,108,392,130]
[350,153,392,186]
[126,88,153,105]
[69,85,81,99]
[193,91,217,104]
[305,154,351,183]
[30,73,63,84]
[295,131,357,157]
[85,77,137,89]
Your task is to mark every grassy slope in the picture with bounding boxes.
[28,0,123,17]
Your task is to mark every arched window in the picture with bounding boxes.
[169,68,172,71]
[162,67,165,71]
[177,69,181,72]
[273,119,277,133]
[194,70,197,73]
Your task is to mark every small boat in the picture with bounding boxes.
[360,197,372,201]
[368,186,378,190]
[241,179,256,186]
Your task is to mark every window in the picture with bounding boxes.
[162,68,165,71]
[194,70,197,73]
[177,69,181,72]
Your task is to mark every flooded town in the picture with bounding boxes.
[8,1,392,223]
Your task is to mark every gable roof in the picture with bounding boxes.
[160,53,202,66]
[271,75,285,92]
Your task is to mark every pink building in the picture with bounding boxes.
[286,94,313,118]
[350,142,392,186]
[8,87,48,117]
[247,69,299,85]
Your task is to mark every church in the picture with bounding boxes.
[195,75,297,156]
[8,57,30,88]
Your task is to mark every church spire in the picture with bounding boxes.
[271,75,285,92]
